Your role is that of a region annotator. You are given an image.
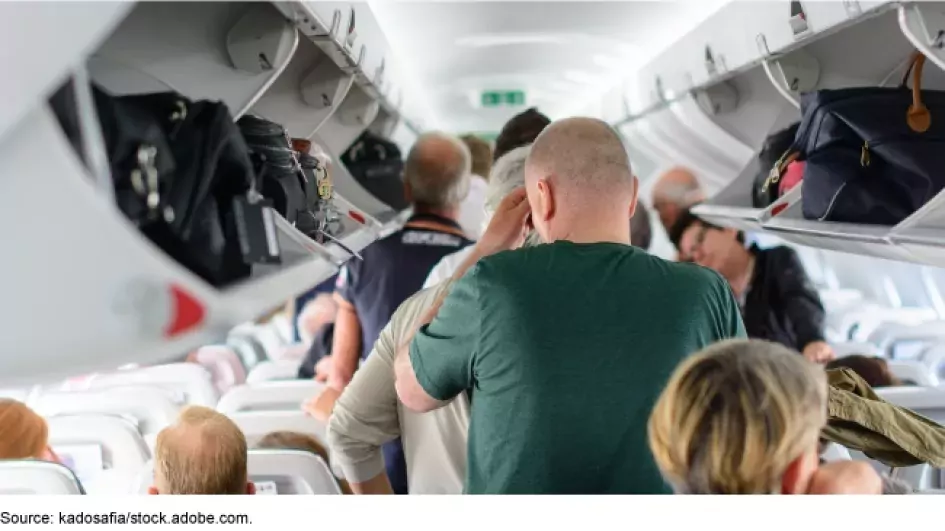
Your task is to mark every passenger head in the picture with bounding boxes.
[459,134,493,180]
[257,431,329,463]
[669,208,745,270]
[494,107,551,162]
[524,117,637,244]
[630,200,652,250]
[652,167,704,231]
[648,339,827,494]
[0,399,57,461]
[403,132,471,214]
[150,406,253,495]
[297,293,337,345]
[826,355,902,388]
[483,146,541,248]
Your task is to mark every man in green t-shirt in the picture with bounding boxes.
[394,117,746,494]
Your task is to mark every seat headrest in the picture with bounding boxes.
[32,386,180,435]
[217,381,323,414]
[0,460,84,494]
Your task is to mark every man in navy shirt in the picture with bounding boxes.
[309,132,473,494]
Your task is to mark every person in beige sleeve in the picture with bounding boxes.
[322,146,537,494]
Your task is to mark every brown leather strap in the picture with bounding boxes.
[404,220,469,239]
[907,51,931,133]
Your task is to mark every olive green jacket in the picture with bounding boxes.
[824,368,945,468]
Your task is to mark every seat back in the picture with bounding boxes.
[821,443,852,462]
[33,386,180,438]
[217,381,323,414]
[0,460,84,494]
[133,450,340,494]
[245,360,303,384]
[228,334,269,370]
[84,363,218,407]
[887,360,939,386]
[228,411,326,447]
[921,343,945,380]
[47,414,150,493]
[831,342,881,358]
[193,346,247,395]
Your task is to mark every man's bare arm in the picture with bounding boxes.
[328,296,362,391]
[350,473,394,495]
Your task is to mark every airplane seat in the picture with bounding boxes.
[0,460,84,494]
[886,360,939,387]
[217,381,324,414]
[830,342,881,358]
[0,387,31,402]
[228,334,269,370]
[82,363,218,407]
[821,443,852,462]
[133,450,341,494]
[32,386,181,444]
[245,359,304,384]
[47,414,150,494]
[229,323,288,360]
[890,464,934,491]
[193,346,247,395]
[920,343,945,381]
[867,320,945,358]
[228,411,327,448]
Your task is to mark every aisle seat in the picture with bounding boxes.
[47,414,150,494]
[831,342,880,358]
[867,320,945,358]
[229,323,287,360]
[83,363,218,407]
[133,449,341,495]
[0,460,84,494]
[921,343,945,380]
[228,411,326,447]
[217,381,324,414]
[228,334,269,370]
[246,359,304,384]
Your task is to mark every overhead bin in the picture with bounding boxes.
[0,1,425,386]
[627,1,945,268]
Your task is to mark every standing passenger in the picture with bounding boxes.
[314,132,474,494]
[456,135,492,240]
[651,166,704,234]
[395,118,746,494]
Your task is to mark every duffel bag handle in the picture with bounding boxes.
[901,51,931,133]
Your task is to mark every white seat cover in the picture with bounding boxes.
[887,360,939,386]
[0,460,83,494]
[831,342,881,358]
[876,386,945,424]
[245,359,303,384]
[217,381,324,414]
[821,443,852,462]
[228,411,326,447]
[32,385,180,437]
[84,363,218,407]
[47,413,151,494]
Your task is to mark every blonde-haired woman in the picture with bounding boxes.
[648,339,880,494]
[0,399,59,462]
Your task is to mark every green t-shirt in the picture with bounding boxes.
[409,241,746,494]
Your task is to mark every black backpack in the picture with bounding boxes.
[341,131,407,210]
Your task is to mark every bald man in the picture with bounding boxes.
[316,132,473,494]
[149,406,254,495]
[651,166,704,232]
[394,118,745,494]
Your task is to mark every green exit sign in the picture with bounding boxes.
[481,90,526,108]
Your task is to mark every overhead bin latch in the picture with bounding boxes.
[842,0,862,17]
[704,46,726,78]
[789,1,811,39]
[654,76,667,103]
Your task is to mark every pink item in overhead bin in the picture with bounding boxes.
[779,160,805,196]
[193,346,246,394]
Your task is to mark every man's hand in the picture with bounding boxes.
[476,187,531,257]
[803,341,835,364]
[302,387,340,423]
[314,355,332,382]
[807,461,882,495]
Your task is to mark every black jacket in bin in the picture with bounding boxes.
[741,245,826,352]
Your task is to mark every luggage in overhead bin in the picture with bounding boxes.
[753,122,800,208]
[341,130,408,211]
[50,80,276,287]
[781,51,945,225]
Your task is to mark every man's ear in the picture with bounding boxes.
[781,456,810,495]
[246,481,256,495]
[147,486,159,495]
[536,179,555,222]
[628,175,640,219]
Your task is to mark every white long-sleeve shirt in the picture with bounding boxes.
[326,281,470,494]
